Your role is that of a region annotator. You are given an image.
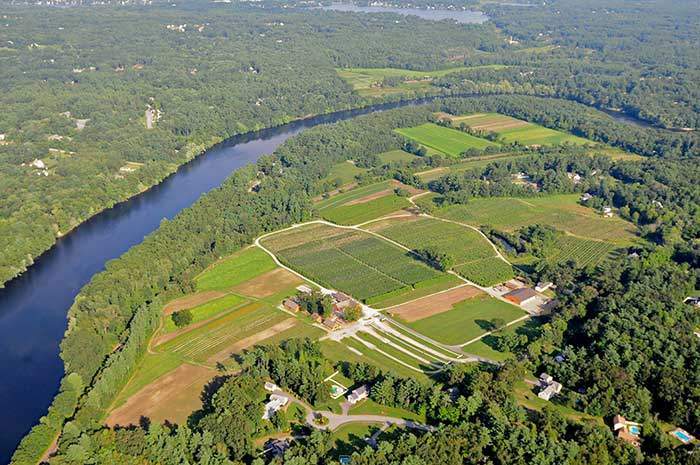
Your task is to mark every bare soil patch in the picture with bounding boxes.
[232,268,303,298]
[388,285,483,322]
[163,291,225,315]
[207,317,298,363]
[106,363,216,427]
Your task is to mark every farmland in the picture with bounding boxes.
[431,194,637,244]
[196,247,277,292]
[365,216,495,264]
[323,160,367,185]
[260,223,441,301]
[447,112,590,146]
[336,65,508,97]
[379,149,419,164]
[365,216,514,286]
[162,293,248,333]
[395,123,497,157]
[454,258,515,286]
[400,294,526,346]
[315,180,413,225]
[545,234,618,267]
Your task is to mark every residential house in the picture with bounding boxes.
[322,316,342,331]
[262,394,288,420]
[602,206,613,218]
[30,159,46,169]
[265,439,290,457]
[537,373,562,401]
[612,415,642,447]
[580,193,593,202]
[347,385,369,405]
[311,313,323,324]
[504,287,539,306]
[0,134,5,141]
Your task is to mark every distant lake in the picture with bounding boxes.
[319,3,489,24]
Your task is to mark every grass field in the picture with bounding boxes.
[349,399,425,423]
[324,160,368,185]
[416,153,529,181]
[316,182,391,210]
[163,293,248,332]
[379,149,419,164]
[403,294,526,346]
[449,113,589,146]
[196,247,277,292]
[396,123,497,157]
[433,194,637,244]
[261,223,441,301]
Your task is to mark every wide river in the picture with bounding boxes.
[0,94,655,462]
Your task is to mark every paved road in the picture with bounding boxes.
[305,410,435,432]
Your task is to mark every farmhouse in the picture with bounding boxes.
[504,287,539,306]
[322,316,342,331]
[537,373,562,401]
[332,291,354,308]
[612,415,642,447]
[347,385,369,405]
[262,394,288,420]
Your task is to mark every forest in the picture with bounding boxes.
[3,1,699,463]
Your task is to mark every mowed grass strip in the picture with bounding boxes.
[163,294,248,333]
[382,321,461,359]
[263,224,440,301]
[196,247,276,292]
[404,294,525,346]
[354,332,436,372]
[322,194,411,225]
[396,123,497,157]
[367,273,462,307]
[157,303,287,362]
[455,258,515,287]
[367,216,495,265]
[344,337,429,380]
[436,195,637,244]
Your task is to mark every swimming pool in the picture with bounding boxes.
[629,425,641,436]
[672,430,692,443]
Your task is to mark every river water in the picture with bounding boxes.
[0,93,656,462]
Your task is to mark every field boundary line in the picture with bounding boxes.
[349,335,438,374]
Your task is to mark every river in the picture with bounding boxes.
[0,94,657,463]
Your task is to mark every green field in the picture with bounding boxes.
[322,195,411,225]
[379,149,420,164]
[454,257,515,286]
[367,217,495,265]
[368,273,463,307]
[416,153,529,181]
[316,182,391,211]
[451,113,589,146]
[432,194,637,244]
[261,223,441,301]
[323,160,368,185]
[163,294,248,333]
[396,123,497,157]
[349,399,425,423]
[546,235,618,267]
[403,294,526,345]
[196,247,277,291]
[156,302,288,363]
